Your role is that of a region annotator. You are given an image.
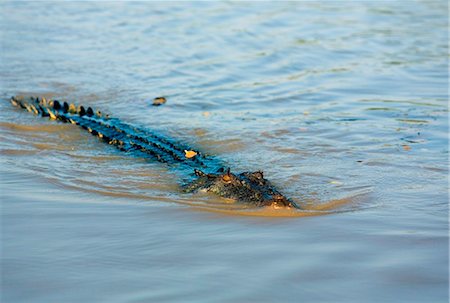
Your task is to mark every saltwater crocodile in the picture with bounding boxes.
[9,95,300,209]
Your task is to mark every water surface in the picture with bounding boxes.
[1,1,448,302]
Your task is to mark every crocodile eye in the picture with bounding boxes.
[252,171,264,179]
[222,174,232,183]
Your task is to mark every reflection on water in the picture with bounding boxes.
[0,1,448,303]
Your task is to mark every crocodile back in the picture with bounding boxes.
[10,96,223,176]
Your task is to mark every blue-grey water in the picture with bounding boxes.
[0,1,448,302]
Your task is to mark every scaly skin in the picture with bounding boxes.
[9,95,300,209]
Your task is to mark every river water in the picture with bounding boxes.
[0,1,448,302]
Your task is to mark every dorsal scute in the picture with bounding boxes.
[63,102,69,113]
[53,100,61,110]
[68,103,77,114]
[38,97,47,107]
[78,106,86,116]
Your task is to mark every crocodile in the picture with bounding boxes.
[9,95,300,209]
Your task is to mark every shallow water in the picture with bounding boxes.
[0,1,448,302]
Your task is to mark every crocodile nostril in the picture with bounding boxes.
[273,194,285,202]
[271,194,294,209]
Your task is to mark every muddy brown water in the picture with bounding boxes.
[1,1,448,302]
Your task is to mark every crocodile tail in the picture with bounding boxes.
[10,95,99,122]
[11,96,60,120]
[9,95,221,169]
[11,96,48,117]
[10,95,128,151]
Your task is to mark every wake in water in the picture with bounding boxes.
[6,95,373,217]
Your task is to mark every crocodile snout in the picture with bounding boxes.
[270,194,299,209]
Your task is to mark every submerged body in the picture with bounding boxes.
[9,96,299,209]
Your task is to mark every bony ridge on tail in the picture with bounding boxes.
[9,95,300,210]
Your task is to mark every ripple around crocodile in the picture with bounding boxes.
[9,95,300,209]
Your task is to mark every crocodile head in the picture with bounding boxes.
[184,168,300,209]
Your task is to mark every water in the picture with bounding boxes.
[1,1,448,302]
